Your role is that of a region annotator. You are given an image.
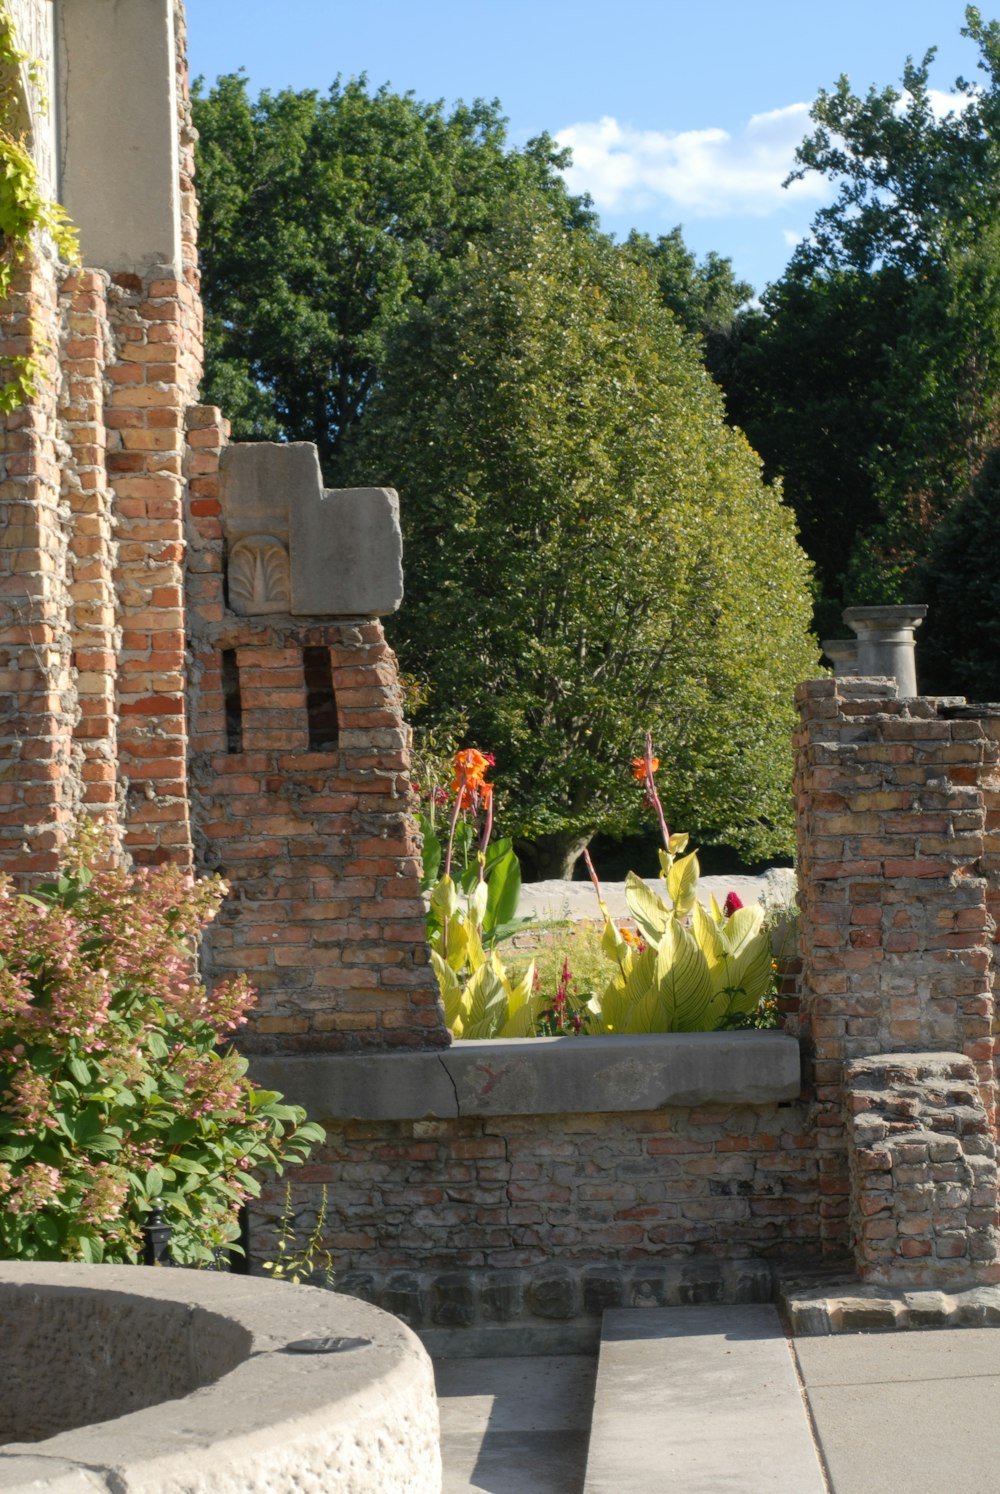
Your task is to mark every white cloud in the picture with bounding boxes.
[782,228,805,248]
[555,104,828,220]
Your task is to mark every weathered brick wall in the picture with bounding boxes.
[0,0,202,874]
[253,1100,818,1283]
[794,677,1000,1276]
[181,410,445,1051]
[0,256,73,876]
[846,1053,1000,1286]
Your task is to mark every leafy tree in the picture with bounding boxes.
[192,73,593,481]
[720,6,1000,629]
[914,446,1000,696]
[348,204,819,878]
[622,227,754,372]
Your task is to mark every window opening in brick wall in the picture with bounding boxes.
[221,649,243,754]
[303,646,339,751]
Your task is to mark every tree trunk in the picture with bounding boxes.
[517,832,592,883]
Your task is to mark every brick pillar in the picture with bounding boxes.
[0,256,76,877]
[794,676,999,1280]
[183,412,446,1053]
[59,269,121,852]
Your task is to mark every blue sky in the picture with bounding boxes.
[186,2,984,294]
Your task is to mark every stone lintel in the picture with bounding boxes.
[248,1031,802,1122]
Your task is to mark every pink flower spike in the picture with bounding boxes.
[723,891,744,918]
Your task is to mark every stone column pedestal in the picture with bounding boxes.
[842,605,928,697]
[821,639,859,677]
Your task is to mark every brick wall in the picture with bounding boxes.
[252,1099,818,1292]
[793,677,1000,1277]
[0,1,202,873]
[181,409,445,1051]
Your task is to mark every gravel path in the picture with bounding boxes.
[517,868,797,925]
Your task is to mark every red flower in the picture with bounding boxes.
[723,891,744,918]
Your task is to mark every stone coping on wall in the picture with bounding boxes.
[248,1031,802,1122]
[0,1263,441,1493]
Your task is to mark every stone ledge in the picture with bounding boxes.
[777,1268,1000,1336]
[248,1031,802,1121]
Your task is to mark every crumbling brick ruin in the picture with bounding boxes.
[3,0,1000,1331]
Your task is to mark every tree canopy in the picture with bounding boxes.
[914,447,1000,696]
[347,205,818,877]
[192,73,593,481]
[718,6,1000,632]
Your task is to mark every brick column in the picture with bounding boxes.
[0,256,76,877]
[794,677,999,1278]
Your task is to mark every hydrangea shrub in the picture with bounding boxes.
[0,827,323,1264]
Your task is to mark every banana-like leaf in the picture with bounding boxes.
[625,981,671,1034]
[656,920,715,1032]
[461,960,510,1038]
[600,903,631,964]
[624,873,669,945]
[431,951,466,1034]
[464,918,488,973]
[444,914,470,972]
[708,892,725,924]
[719,904,765,957]
[589,969,634,1034]
[691,900,726,967]
[467,878,488,928]
[725,936,774,1009]
[483,848,522,936]
[430,874,460,922]
[499,988,547,1038]
[666,850,700,920]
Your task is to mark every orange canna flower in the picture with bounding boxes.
[631,756,659,781]
[451,748,495,811]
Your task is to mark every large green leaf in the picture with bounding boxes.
[666,851,700,919]
[624,873,669,945]
[461,961,509,1038]
[655,921,714,1032]
[483,848,522,936]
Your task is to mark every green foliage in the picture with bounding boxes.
[586,841,772,1034]
[915,446,1000,695]
[0,829,323,1265]
[622,227,754,373]
[351,202,818,871]
[192,72,593,480]
[720,6,1000,624]
[261,1183,335,1288]
[0,6,79,411]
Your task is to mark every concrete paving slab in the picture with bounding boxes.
[796,1328,1000,1494]
[584,1305,826,1494]
[435,1356,595,1494]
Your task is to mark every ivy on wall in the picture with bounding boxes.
[0,4,78,412]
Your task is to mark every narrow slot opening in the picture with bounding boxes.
[303,645,339,751]
[221,649,243,754]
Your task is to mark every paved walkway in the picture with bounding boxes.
[435,1308,1000,1493]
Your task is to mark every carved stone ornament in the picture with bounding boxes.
[228,535,291,616]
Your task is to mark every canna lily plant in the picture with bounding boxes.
[421,749,546,1037]
[585,735,774,1034]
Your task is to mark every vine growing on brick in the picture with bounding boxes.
[0,5,78,412]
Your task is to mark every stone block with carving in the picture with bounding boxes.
[219,442,402,618]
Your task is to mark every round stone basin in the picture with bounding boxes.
[0,1262,441,1492]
